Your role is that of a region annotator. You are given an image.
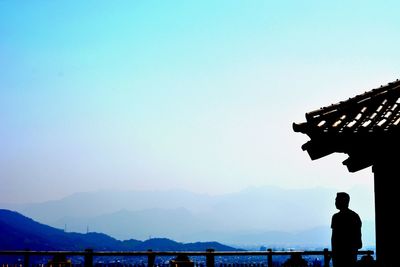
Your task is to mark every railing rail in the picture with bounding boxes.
[0,249,374,267]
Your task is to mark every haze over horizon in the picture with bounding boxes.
[1,185,376,248]
[1,2,398,245]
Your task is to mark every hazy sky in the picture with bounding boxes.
[1,1,399,203]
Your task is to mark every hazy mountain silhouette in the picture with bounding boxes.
[0,209,241,251]
[1,186,375,247]
[193,221,375,248]
[0,209,128,250]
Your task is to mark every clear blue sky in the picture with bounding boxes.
[1,1,399,203]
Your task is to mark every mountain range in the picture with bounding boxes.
[1,186,376,248]
[0,209,241,251]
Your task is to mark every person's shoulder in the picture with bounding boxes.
[331,211,340,223]
[348,209,362,223]
[348,209,360,217]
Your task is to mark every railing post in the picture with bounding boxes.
[266,249,272,267]
[84,249,93,267]
[147,249,155,267]
[206,249,215,267]
[23,250,30,267]
[323,248,330,267]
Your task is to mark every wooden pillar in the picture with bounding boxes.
[266,249,272,267]
[373,160,399,267]
[147,250,155,267]
[206,249,215,267]
[84,249,93,267]
[23,251,30,267]
[323,248,330,267]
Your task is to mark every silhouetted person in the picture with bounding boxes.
[331,192,362,267]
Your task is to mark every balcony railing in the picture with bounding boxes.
[0,249,374,267]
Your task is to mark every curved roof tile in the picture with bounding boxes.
[293,79,400,172]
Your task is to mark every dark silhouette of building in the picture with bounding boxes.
[169,254,194,267]
[46,254,72,267]
[293,79,400,267]
[357,254,377,267]
[282,253,308,267]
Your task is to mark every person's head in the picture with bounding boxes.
[335,192,350,210]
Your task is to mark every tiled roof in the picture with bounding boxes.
[293,79,400,172]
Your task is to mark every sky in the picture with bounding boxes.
[1,1,399,204]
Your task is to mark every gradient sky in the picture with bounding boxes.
[1,1,399,203]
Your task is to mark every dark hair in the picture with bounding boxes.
[337,192,350,203]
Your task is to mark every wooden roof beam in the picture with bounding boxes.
[342,156,374,173]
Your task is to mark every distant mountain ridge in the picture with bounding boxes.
[0,209,242,251]
[1,186,376,247]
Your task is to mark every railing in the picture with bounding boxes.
[0,249,374,267]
